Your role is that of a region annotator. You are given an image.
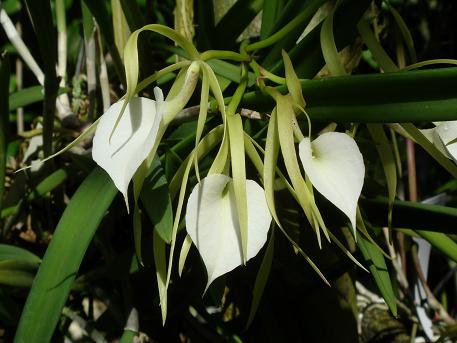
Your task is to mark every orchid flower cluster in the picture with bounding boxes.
[44,24,457,323]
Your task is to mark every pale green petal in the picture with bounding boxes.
[299,132,365,228]
[185,175,271,290]
[435,121,457,163]
[92,96,162,208]
[421,128,450,158]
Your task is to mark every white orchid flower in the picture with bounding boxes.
[185,174,272,290]
[92,62,200,208]
[422,121,457,163]
[299,132,365,229]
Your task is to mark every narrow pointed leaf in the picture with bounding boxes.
[357,235,397,317]
[186,175,271,289]
[299,132,365,229]
[0,245,40,264]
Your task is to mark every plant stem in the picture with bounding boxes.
[200,50,249,62]
[227,63,248,115]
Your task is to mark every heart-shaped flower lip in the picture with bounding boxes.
[92,95,163,209]
[299,132,365,229]
[185,174,272,290]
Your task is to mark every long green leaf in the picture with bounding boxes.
[260,0,284,39]
[9,86,68,112]
[362,197,457,234]
[357,235,397,316]
[239,67,457,122]
[0,245,40,264]
[415,230,457,264]
[14,168,118,343]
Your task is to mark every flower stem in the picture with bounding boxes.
[227,63,248,115]
[200,50,249,62]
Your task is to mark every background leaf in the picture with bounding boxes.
[15,168,117,343]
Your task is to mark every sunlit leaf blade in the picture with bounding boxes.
[92,97,162,207]
[247,229,274,328]
[415,230,457,264]
[186,175,271,290]
[15,168,118,343]
[357,235,397,317]
[8,86,65,111]
[299,132,365,229]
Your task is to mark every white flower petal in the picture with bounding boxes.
[299,132,365,228]
[421,128,451,159]
[435,121,457,163]
[185,174,271,289]
[92,96,162,208]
